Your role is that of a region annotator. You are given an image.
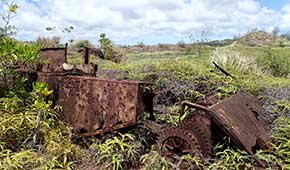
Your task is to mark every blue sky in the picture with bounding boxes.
[259,0,288,10]
[2,0,290,45]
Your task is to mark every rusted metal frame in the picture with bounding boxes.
[81,120,137,137]
[181,101,210,112]
[65,75,152,85]
[40,45,68,63]
[179,101,210,121]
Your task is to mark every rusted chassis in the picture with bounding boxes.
[37,47,154,136]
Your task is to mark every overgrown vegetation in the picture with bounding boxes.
[99,33,122,63]
[0,81,81,169]
[1,1,290,168]
[89,134,140,170]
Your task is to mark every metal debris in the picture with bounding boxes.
[157,91,270,166]
[28,46,270,166]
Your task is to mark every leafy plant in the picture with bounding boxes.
[256,50,290,78]
[91,133,140,170]
[140,150,174,170]
[181,154,205,170]
[208,145,255,170]
[0,0,19,37]
[0,82,80,169]
[99,33,122,63]
[256,116,290,169]
[0,37,40,89]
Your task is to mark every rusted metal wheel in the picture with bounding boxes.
[157,126,210,162]
[180,112,212,156]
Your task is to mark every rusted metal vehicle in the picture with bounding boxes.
[36,46,153,136]
[30,46,270,165]
[156,91,270,164]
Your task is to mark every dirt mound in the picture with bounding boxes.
[237,31,289,47]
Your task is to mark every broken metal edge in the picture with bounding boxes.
[80,121,137,137]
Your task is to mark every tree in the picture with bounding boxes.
[63,26,74,43]
[189,29,210,57]
[99,33,122,62]
[0,0,19,37]
[272,26,280,36]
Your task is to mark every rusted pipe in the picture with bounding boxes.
[64,43,68,63]
[82,47,89,64]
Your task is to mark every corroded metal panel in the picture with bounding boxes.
[38,73,149,135]
[40,48,67,73]
[209,91,270,153]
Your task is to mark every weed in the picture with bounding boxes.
[140,150,174,170]
[210,47,261,75]
[91,133,140,170]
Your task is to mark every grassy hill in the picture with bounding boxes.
[236,31,290,47]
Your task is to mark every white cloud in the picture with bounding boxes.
[1,0,288,44]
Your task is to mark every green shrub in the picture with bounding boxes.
[0,37,40,89]
[99,33,122,63]
[0,82,81,169]
[256,51,290,78]
[91,133,140,170]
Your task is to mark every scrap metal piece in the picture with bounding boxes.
[40,47,67,73]
[208,90,270,154]
[157,90,270,166]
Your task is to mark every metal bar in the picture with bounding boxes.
[82,47,89,64]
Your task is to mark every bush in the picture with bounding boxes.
[0,37,40,90]
[70,40,94,50]
[36,36,61,48]
[256,51,290,78]
[99,33,122,63]
[0,82,81,169]
[210,47,260,74]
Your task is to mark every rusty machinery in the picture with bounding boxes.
[156,91,270,166]
[25,46,270,165]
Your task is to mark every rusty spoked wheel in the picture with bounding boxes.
[157,127,207,163]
